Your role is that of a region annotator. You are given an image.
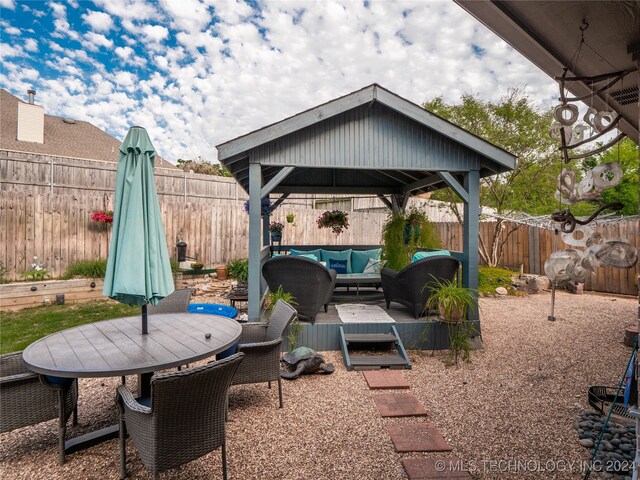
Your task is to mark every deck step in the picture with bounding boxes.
[344,333,397,343]
[349,354,408,369]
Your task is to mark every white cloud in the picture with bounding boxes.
[50,2,79,40]
[114,71,136,89]
[82,10,114,32]
[160,0,212,32]
[114,46,134,61]
[82,31,114,51]
[141,24,169,43]
[3,25,20,35]
[0,0,15,9]
[23,38,38,52]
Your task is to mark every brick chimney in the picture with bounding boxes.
[17,89,44,143]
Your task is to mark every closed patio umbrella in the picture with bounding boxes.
[103,126,174,334]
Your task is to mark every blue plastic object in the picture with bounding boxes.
[188,303,238,319]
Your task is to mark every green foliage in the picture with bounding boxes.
[478,265,517,296]
[0,263,10,284]
[382,209,441,271]
[425,277,478,324]
[227,258,249,282]
[286,319,302,351]
[1,300,138,354]
[424,89,564,266]
[61,259,107,279]
[176,158,232,177]
[267,286,297,312]
[446,321,478,367]
[581,138,639,216]
[190,262,204,269]
[21,269,49,282]
[170,258,182,273]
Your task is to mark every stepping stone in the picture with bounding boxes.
[387,422,452,452]
[372,392,429,417]
[362,370,410,389]
[402,458,472,479]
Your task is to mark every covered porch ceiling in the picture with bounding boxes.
[216,84,516,198]
[455,0,640,143]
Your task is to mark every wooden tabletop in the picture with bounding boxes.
[22,313,242,378]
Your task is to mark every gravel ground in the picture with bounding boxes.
[0,291,636,479]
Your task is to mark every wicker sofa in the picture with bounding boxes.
[381,256,460,319]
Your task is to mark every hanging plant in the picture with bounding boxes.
[316,210,349,235]
[243,198,273,216]
[90,210,113,223]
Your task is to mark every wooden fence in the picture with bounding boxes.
[1,191,637,295]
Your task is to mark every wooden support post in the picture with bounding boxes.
[462,170,480,322]
[248,163,262,321]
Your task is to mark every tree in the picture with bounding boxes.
[423,89,563,266]
[176,158,232,177]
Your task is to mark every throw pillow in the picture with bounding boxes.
[291,248,322,260]
[321,249,353,273]
[298,253,319,261]
[411,250,451,262]
[363,258,387,274]
[351,248,382,273]
[328,258,348,274]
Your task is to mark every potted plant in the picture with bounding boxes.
[243,198,274,217]
[190,261,204,271]
[425,277,478,367]
[269,222,284,243]
[266,286,300,351]
[90,210,113,223]
[227,258,248,288]
[286,213,295,224]
[215,264,228,280]
[382,209,441,271]
[316,210,349,235]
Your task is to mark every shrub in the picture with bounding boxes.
[61,259,107,279]
[227,258,249,282]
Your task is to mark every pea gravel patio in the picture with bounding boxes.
[0,291,636,479]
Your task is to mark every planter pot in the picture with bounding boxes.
[216,266,228,280]
[286,215,295,224]
[270,232,282,243]
[438,305,464,324]
[192,265,203,271]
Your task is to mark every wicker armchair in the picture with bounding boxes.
[381,256,460,319]
[262,256,336,323]
[146,288,193,314]
[0,351,78,464]
[117,353,244,480]
[232,299,297,408]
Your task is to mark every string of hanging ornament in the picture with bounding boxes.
[545,19,638,321]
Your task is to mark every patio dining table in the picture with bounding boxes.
[22,313,242,456]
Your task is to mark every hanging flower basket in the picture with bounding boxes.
[90,210,113,223]
[243,199,273,217]
[316,210,349,235]
[269,222,284,242]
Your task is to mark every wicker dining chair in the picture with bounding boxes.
[0,351,78,465]
[117,353,244,480]
[146,288,193,314]
[231,299,297,408]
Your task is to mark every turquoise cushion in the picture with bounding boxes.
[328,258,348,274]
[298,253,319,261]
[411,250,451,262]
[321,249,353,273]
[351,248,382,273]
[291,248,322,260]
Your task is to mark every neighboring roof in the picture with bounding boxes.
[0,89,175,168]
[216,84,516,195]
[455,0,639,143]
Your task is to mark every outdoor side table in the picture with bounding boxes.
[22,313,241,457]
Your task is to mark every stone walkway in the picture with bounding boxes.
[362,370,472,480]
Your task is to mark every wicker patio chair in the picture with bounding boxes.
[381,256,460,319]
[0,351,78,465]
[117,353,244,480]
[146,288,193,314]
[232,299,297,408]
[262,256,336,323]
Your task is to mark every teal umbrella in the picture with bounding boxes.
[103,126,174,334]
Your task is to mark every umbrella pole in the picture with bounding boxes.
[142,304,148,334]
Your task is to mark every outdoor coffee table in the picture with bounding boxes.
[335,273,382,300]
[22,313,241,456]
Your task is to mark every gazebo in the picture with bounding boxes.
[217,84,516,322]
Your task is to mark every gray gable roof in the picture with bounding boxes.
[0,90,175,168]
[216,84,515,195]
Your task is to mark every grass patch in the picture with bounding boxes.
[0,300,138,354]
[478,265,518,296]
[61,259,107,279]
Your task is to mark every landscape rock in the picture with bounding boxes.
[495,287,508,296]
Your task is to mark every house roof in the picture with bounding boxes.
[455,0,639,143]
[216,84,516,195]
[0,89,175,168]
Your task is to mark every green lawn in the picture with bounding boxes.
[1,301,139,354]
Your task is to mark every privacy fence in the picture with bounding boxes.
[1,191,637,295]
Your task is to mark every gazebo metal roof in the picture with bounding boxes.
[217,84,516,197]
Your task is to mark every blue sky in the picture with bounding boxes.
[1,0,557,164]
